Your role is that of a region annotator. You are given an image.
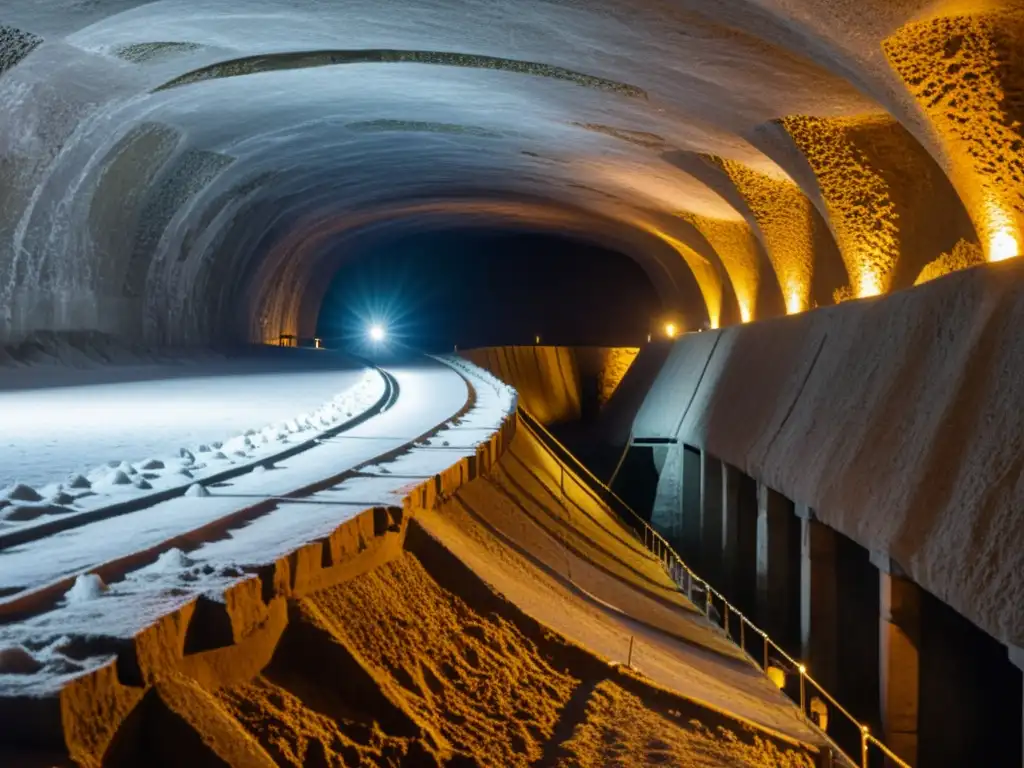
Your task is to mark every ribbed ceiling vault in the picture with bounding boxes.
[0,0,1021,344]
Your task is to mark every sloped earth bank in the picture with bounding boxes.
[2,417,823,767]
[99,536,818,767]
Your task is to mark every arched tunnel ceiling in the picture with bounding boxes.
[1,0,1022,345]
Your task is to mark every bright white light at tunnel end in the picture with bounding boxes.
[368,324,386,342]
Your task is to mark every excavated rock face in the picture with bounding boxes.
[884,8,1024,263]
[0,24,41,75]
[0,0,1021,346]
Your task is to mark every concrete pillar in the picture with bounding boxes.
[720,463,741,600]
[649,444,682,538]
[1009,646,1024,767]
[699,452,723,582]
[681,446,702,560]
[873,554,921,767]
[756,483,796,644]
[797,506,839,694]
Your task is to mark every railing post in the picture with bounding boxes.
[799,665,806,713]
[861,727,869,768]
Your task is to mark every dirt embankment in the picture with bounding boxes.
[100,534,816,767]
[6,417,820,768]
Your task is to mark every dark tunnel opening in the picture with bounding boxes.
[314,229,662,353]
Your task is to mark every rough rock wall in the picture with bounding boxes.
[460,346,641,424]
[678,215,762,323]
[633,260,1024,649]
[669,238,726,330]
[0,25,41,76]
[460,346,583,423]
[1,3,1022,348]
[771,115,978,296]
[711,156,846,314]
[915,239,986,286]
[0,39,245,346]
[884,9,1024,263]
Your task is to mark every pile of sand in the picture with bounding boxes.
[300,553,578,766]
[37,421,821,768]
[97,539,817,766]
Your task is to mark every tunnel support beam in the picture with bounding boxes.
[756,483,797,646]
[700,451,723,582]
[650,444,681,540]
[873,553,921,767]
[797,506,839,693]
[681,446,702,561]
[721,462,741,600]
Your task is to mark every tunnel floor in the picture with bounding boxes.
[0,347,368,489]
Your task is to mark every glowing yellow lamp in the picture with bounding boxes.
[858,271,883,299]
[990,227,1019,262]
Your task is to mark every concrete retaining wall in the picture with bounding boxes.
[461,345,639,424]
[633,259,1024,649]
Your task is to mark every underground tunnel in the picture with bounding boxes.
[1,1,1024,766]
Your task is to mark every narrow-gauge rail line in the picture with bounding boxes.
[0,369,400,553]
[0,360,477,624]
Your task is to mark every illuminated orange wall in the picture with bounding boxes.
[461,345,640,424]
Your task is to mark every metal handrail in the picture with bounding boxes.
[517,407,912,768]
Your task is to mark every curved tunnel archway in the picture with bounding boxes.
[2,0,1021,354]
[228,197,713,347]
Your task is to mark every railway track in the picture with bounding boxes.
[0,370,400,554]
[0,357,494,625]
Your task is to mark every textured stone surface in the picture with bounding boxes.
[714,157,835,314]
[112,41,203,63]
[775,115,978,295]
[87,123,181,307]
[915,239,986,286]
[584,346,641,406]
[460,345,641,423]
[0,25,42,75]
[0,0,1021,344]
[885,9,1024,263]
[678,215,763,323]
